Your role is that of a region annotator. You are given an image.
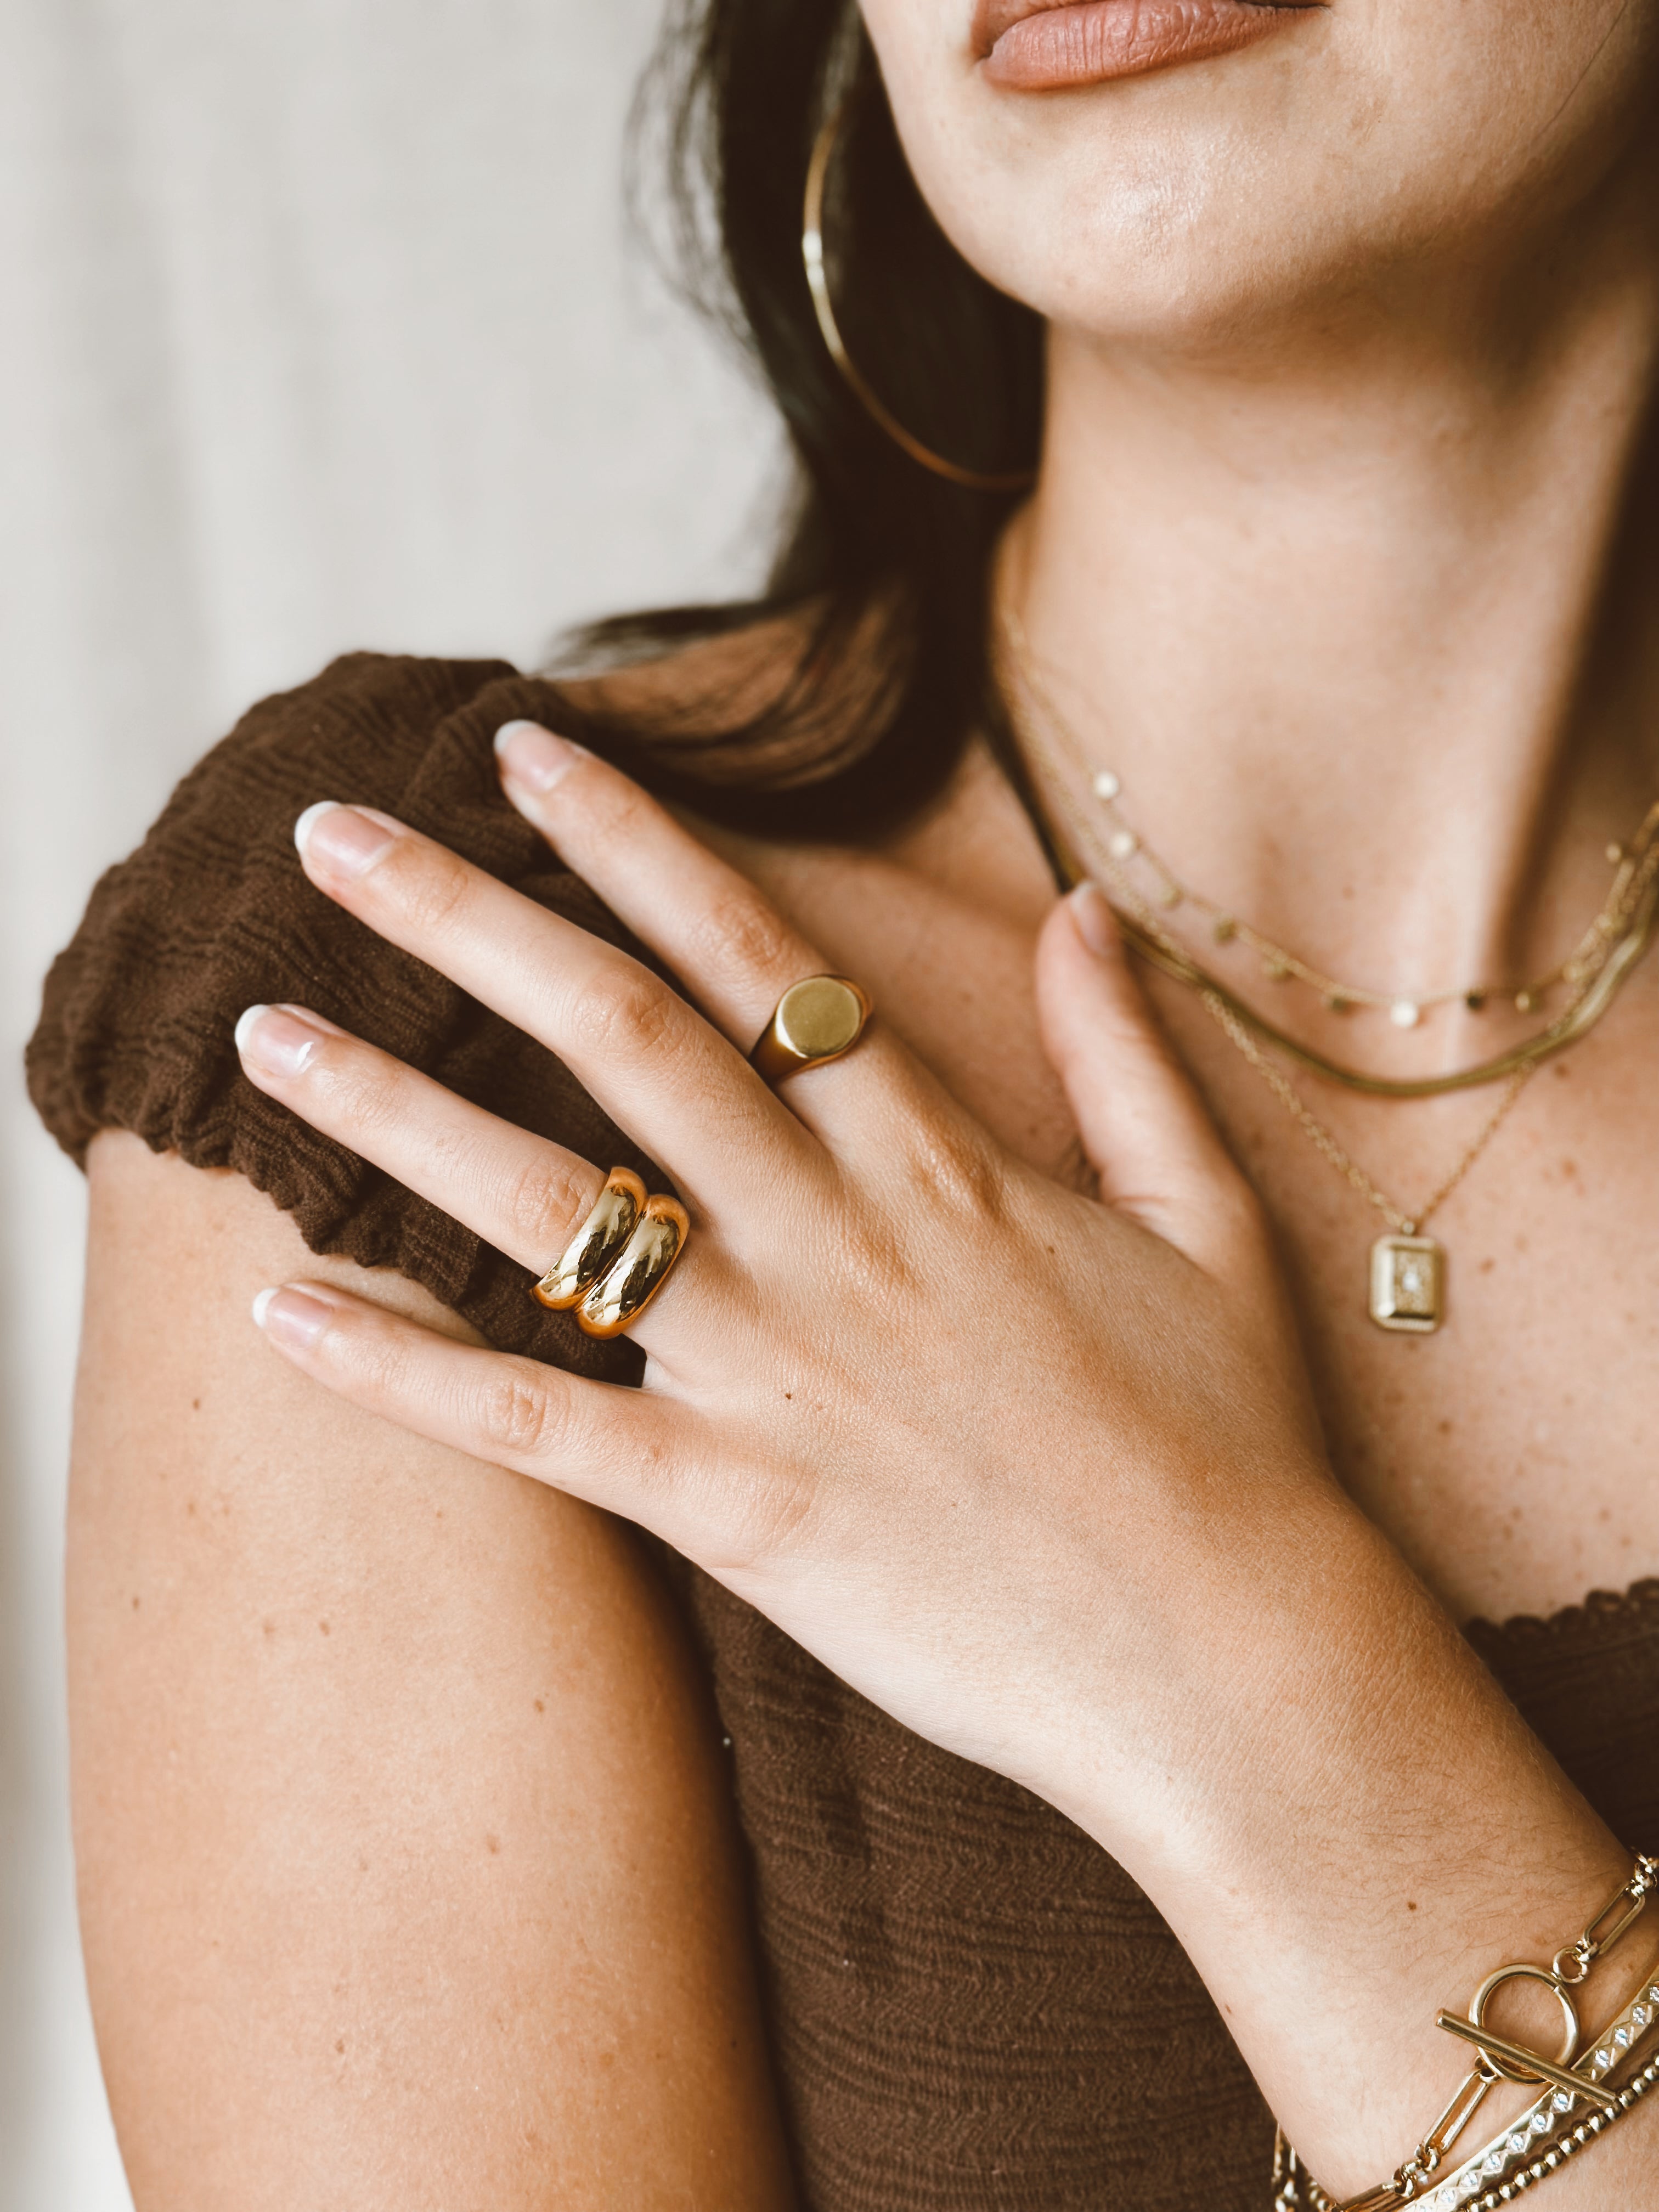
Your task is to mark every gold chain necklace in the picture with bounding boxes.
[1004,603,1659,1036]
[1000,641,1659,1102]
[1197,991,1537,1333]
[1035,735,1550,1332]
[998,644,1657,1335]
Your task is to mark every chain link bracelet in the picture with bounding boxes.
[1273,1854,1659,2212]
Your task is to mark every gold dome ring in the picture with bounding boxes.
[533,1168,692,1340]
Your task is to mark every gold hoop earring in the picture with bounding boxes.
[802,103,1036,495]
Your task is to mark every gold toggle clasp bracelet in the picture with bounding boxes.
[1274,1854,1659,2211]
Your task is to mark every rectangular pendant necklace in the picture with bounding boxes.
[1369,1232,1444,1334]
[1192,989,1539,1340]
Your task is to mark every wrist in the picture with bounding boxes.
[1051,1493,1640,2196]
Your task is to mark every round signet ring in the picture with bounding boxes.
[1467,1962,1580,2085]
[533,1167,647,1310]
[576,1194,691,1340]
[750,974,872,1085]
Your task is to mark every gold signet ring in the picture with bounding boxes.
[533,1167,647,1310]
[749,975,872,1085]
[578,1195,692,1340]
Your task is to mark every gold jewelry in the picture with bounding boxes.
[751,974,873,1084]
[1276,1855,1659,2212]
[1114,892,1657,1102]
[1279,1962,1659,2212]
[1426,2044,1659,2212]
[1012,653,1548,1329]
[803,103,1035,495]
[533,1168,647,1310]
[1277,1987,1659,2212]
[532,1170,691,1340]
[1029,653,1659,1032]
[1197,988,1539,1335]
[576,1194,691,1340]
[1001,607,1659,1093]
[1413,1978,1659,2212]
[997,634,1659,1329]
[1090,779,1657,1031]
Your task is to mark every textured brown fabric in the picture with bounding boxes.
[27,654,658,1385]
[1466,1583,1659,1846]
[29,653,1659,2212]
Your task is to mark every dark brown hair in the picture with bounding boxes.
[551,0,1045,841]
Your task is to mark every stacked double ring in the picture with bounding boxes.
[530,974,872,1339]
[533,1169,690,1340]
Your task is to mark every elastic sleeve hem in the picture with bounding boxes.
[27,650,665,1381]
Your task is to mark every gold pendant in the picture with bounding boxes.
[1369,1233,1443,1334]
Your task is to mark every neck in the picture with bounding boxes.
[1009,245,1659,1030]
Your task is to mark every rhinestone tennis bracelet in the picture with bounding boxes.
[1274,1855,1659,2212]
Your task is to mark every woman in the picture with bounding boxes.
[28,0,1659,2204]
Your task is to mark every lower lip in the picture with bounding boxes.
[983,0,1316,90]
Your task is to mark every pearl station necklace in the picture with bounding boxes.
[999,613,1659,1336]
[1079,760,1639,1035]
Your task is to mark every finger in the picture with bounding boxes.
[1034,885,1262,1267]
[492,721,910,1133]
[235,1003,606,1274]
[292,800,816,1205]
[494,721,823,1046]
[250,1278,692,1522]
[232,1003,724,1350]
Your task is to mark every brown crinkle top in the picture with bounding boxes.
[29,653,1659,2212]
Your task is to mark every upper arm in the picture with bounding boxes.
[71,1133,793,2210]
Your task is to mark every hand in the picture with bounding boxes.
[235,723,1645,2195]
[234,720,1339,1867]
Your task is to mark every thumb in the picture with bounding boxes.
[1035,882,1257,1265]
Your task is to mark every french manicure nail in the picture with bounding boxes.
[251,1284,338,1352]
[294,801,399,876]
[493,721,590,794]
[235,1003,334,1079]
[1069,881,1120,958]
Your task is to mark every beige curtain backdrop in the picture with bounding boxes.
[0,3,779,2202]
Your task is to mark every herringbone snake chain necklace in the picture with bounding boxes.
[999,618,1659,1336]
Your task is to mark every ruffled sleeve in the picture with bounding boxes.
[26,650,663,1383]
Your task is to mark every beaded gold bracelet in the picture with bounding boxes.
[1274,1853,1659,2212]
[1276,1961,1659,2211]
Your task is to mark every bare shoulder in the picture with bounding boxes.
[72,1133,793,2211]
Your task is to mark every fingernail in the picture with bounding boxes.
[493,721,590,794]
[295,802,400,876]
[251,1284,338,1352]
[235,1003,338,1080]
[1069,882,1120,958]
